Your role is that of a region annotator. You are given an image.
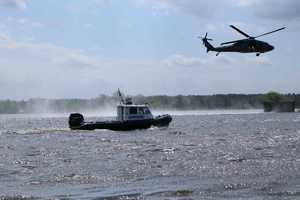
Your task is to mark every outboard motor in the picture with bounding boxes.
[153,114,172,127]
[69,113,84,128]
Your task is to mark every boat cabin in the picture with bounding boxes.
[117,98,153,121]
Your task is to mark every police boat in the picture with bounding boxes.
[68,96,172,131]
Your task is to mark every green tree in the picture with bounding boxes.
[265,91,282,103]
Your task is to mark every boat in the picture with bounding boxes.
[68,91,172,131]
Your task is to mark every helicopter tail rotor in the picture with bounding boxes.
[198,33,213,43]
[198,33,214,53]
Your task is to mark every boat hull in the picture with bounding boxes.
[69,113,172,131]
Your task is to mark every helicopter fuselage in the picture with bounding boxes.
[214,39,274,54]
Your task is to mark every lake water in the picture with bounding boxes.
[1,111,300,199]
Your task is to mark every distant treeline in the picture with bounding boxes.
[0,93,299,114]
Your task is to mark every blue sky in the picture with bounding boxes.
[0,0,299,99]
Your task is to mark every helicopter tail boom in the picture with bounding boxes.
[203,39,215,52]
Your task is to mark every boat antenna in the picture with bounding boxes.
[117,88,125,104]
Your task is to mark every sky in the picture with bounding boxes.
[0,0,299,99]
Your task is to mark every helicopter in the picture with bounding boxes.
[199,25,286,56]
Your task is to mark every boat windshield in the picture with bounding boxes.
[129,106,151,115]
[129,107,138,115]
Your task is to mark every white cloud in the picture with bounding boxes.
[233,0,300,21]
[132,0,223,17]
[256,1,300,20]
[162,54,206,67]
[0,32,117,99]
[232,0,259,7]
[133,0,300,22]
[94,0,111,7]
[0,33,99,69]
[0,0,27,9]
[157,53,285,95]
[0,32,296,99]
[162,54,271,68]
[4,17,46,28]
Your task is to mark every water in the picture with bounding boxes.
[1,111,300,199]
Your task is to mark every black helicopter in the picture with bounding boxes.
[199,25,286,56]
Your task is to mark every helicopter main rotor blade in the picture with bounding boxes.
[221,39,244,45]
[254,27,286,38]
[230,25,251,38]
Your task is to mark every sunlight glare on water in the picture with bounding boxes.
[0,112,300,199]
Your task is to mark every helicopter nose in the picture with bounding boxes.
[269,45,274,51]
